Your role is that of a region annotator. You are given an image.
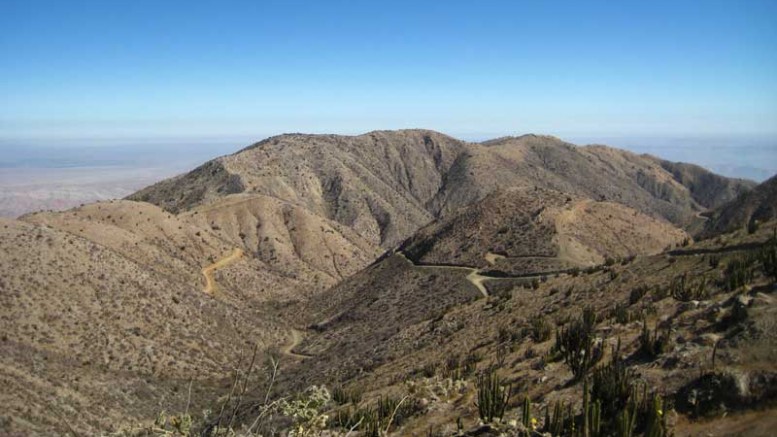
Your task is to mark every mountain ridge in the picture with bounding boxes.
[127,129,755,248]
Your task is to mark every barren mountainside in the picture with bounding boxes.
[700,174,777,237]
[128,130,753,248]
[401,187,689,274]
[1,129,773,436]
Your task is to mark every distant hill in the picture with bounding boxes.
[401,187,688,274]
[128,130,753,248]
[700,173,777,237]
[651,158,756,209]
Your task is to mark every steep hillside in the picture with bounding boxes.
[254,221,777,437]
[128,131,752,249]
[653,158,756,209]
[180,193,381,287]
[0,217,293,434]
[402,187,688,274]
[700,174,777,237]
[1,198,379,435]
[130,130,468,247]
[446,136,749,226]
[23,198,379,300]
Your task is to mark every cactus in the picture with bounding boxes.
[543,400,567,436]
[522,396,532,429]
[616,401,637,437]
[581,378,603,437]
[590,400,602,437]
[530,315,553,342]
[555,310,604,380]
[583,378,591,437]
[475,369,511,423]
[644,394,667,437]
[639,319,671,359]
[672,274,710,301]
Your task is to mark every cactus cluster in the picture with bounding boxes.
[628,285,649,305]
[331,385,363,406]
[670,274,709,302]
[638,320,672,359]
[539,341,669,437]
[723,256,756,291]
[554,307,603,380]
[475,368,512,423]
[529,315,553,342]
[761,230,777,279]
[333,395,420,436]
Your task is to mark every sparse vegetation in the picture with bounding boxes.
[3,130,775,436]
[629,285,649,305]
[555,307,603,380]
[475,368,511,423]
[671,274,710,301]
[529,315,553,342]
[638,320,672,359]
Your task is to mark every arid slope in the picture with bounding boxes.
[402,187,688,274]
[0,217,286,434]
[700,174,777,237]
[128,131,753,249]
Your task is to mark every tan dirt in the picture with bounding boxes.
[282,328,312,359]
[202,248,244,294]
[484,252,506,265]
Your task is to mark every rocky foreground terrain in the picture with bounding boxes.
[0,130,773,436]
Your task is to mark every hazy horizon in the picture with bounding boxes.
[2,130,775,180]
[1,0,775,216]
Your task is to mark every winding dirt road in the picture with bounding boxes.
[200,248,311,359]
[396,252,490,297]
[397,250,582,298]
[202,248,244,294]
[282,328,312,359]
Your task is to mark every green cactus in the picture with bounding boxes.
[522,396,532,429]
[543,400,567,436]
[644,394,668,437]
[616,401,637,437]
[591,400,602,437]
[555,310,604,381]
[475,369,511,423]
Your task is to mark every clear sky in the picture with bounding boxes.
[1,0,776,142]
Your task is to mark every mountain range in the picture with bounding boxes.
[1,130,774,436]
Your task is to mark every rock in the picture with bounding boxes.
[675,370,777,418]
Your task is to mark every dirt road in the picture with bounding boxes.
[282,328,312,359]
[202,248,244,294]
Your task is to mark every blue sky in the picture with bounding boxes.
[1,0,776,143]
